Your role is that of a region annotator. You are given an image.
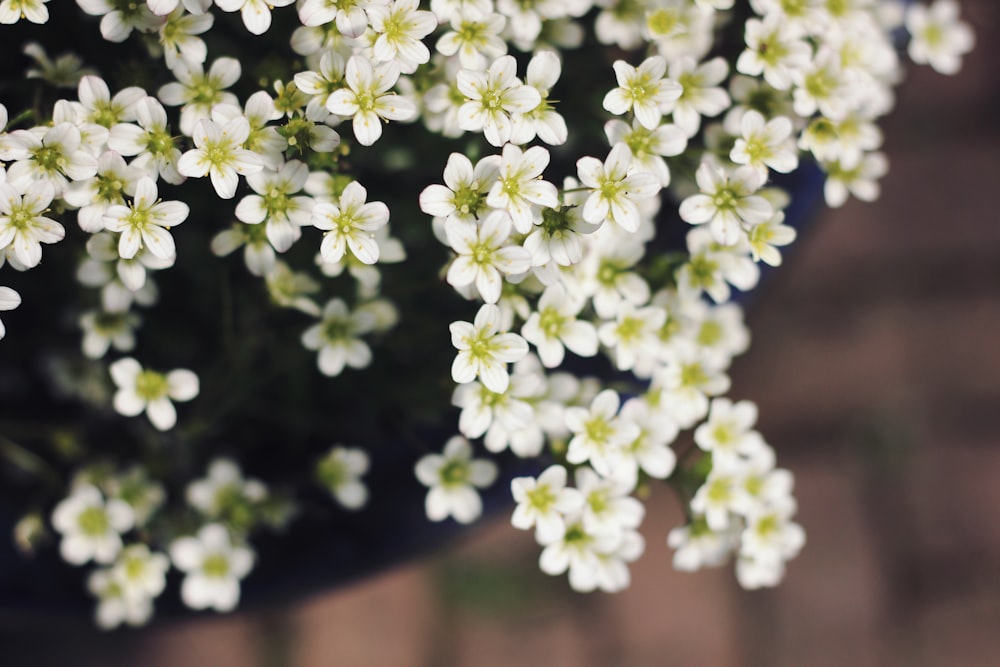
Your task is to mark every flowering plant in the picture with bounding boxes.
[0,0,973,628]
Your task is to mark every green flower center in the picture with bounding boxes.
[77,506,110,537]
[135,370,168,401]
[203,553,230,578]
[679,362,708,388]
[439,459,469,487]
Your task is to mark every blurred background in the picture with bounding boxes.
[4,1,1000,665]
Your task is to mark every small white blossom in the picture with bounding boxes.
[415,436,498,524]
[906,0,974,75]
[178,117,263,199]
[419,152,500,225]
[510,464,583,543]
[317,446,370,510]
[312,180,390,265]
[52,484,135,565]
[445,210,531,304]
[0,180,64,268]
[485,143,558,234]
[564,389,640,477]
[450,303,529,394]
[186,459,268,521]
[602,56,682,129]
[103,177,190,260]
[158,57,241,136]
[679,162,773,246]
[301,298,377,376]
[576,143,661,233]
[367,0,437,74]
[109,357,199,431]
[0,0,49,24]
[326,56,417,146]
[235,160,314,253]
[457,55,541,147]
[730,110,799,178]
[521,283,598,368]
[170,523,255,612]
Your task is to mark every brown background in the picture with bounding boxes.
[5,1,1000,664]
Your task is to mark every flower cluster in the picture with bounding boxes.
[0,0,972,626]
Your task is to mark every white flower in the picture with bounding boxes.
[617,396,678,482]
[564,389,640,477]
[367,0,437,74]
[679,162,773,246]
[652,342,731,428]
[0,0,49,24]
[730,110,799,178]
[598,303,667,372]
[326,55,417,146]
[6,122,98,196]
[186,459,268,521]
[158,7,214,68]
[739,497,804,563]
[445,210,531,304]
[312,180,390,265]
[214,0,294,35]
[158,57,241,136]
[108,96,185,185]
[63,150,143,233]
[485,143,558,234]
[170,523,255,612]
[905,0,974,75]
[538,514,622,592]
[103,177,190,260]
[266,260,321,315]
[301,298,377,376]
[690,455,746,531]
[575,466,644,538]
[694,398,768,465]
[419,152,500,225]
[80,309,139,359]
[436,10,507,71]
[415,436,498,524]
[510,50,567,146]
[822,151,888,208]
[604,118,687,187]
[0,180,64,268]
[668,517,735,571]
[52,484,135,565]
[112,543,169,602]
[576,143,661,233]
[602,56,683,129]
[457,55,541,147]
[178,117,263,199]
[670,56,731,137]
[521,283,598,368]
[88,567,153,630]
[748,210,797,267]
[736,15,811,91]
[109,357,199,431]
[451,373,536,454]
[73,76,146,128]
[450,303,529,394]
[0,286,21,340]
[791,50,851,120]
[234,160,314,253]
[75,0,159,41]
[510,464,583,543]
[317,446,370,510]
[676,227,760,304]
